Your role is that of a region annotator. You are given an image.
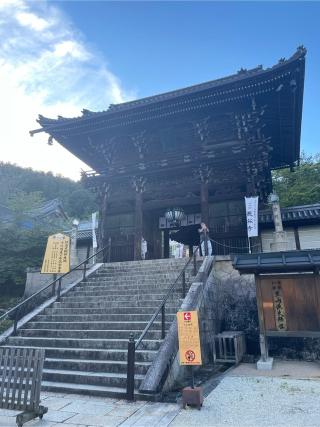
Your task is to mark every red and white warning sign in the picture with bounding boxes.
[177,311,202,366]
[183,312,191,321]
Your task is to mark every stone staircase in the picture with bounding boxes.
[3,258,196,398]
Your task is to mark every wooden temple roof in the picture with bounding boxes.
[233,249,320,274]
[30,47,306,173]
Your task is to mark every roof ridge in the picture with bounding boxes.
[31,47,306,131]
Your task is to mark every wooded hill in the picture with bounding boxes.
[0,162,97,219]
[0,162,97,297]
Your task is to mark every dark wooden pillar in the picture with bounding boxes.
[200,181,209,226]
[294,227,301,250]
[164,230,170,259]
[97,183,110,262]
[196,165,212,226]
[132,176,146,261]
[134,190,143,260]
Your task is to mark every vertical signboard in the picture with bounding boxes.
[177,311,202,365]
[245,196,259,237]
[41,233,70,274]
[92,212,98,249]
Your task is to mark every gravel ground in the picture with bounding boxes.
[170,376,320,427]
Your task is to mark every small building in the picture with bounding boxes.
[0,199,68,228]
[259,203,320,252]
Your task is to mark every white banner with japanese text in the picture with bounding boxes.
[245,196,259,237]
[92,212,98,249]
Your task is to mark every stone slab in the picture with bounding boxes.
[230,360,320,379]
[63,400,115,416]
[257,357,274,370]
[66,413,126,426]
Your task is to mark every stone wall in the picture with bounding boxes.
[24,269,84,298]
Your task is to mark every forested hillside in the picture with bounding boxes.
[0,162,97,298]
[0,162,97,219]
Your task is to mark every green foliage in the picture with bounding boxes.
[0,163,98,296]
[272,152,320,207]
[0,220,60,293]
[0,162,97,219]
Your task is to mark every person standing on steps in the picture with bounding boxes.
[198,222,212,256]
[141,237,147,260]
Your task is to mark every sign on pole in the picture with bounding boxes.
[177,311,202,366]
[41,233,70,274]
[245,196,259,238]
[92,212,98,249]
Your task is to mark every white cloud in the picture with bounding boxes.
[16,11,50,31]
[53,40,90,60]
[0,0,135,181]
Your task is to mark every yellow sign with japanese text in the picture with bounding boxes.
[41,233,70,274]
[177,310,202,366]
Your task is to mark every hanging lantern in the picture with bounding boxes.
[164,207,185,227]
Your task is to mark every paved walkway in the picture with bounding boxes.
[1,361,320,426]
[0,393,180,427]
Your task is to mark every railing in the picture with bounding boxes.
[126,246,200,400]
[0,245,109,337]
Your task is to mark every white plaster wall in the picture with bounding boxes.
[298,225,320,249]
[260,228,296,252]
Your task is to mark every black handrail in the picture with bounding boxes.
[0,244,110,335]
[126,246,200,400]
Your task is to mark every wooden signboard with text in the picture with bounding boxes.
[41,233,70,274]
[177,310,202,365]
[258,275,320,336]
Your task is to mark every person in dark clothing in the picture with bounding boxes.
[198,222,212,256]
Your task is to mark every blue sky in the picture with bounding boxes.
[1,1,319,180]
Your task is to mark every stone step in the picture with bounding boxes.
[84,275,192,282]
[7,336,162,350]
[18,329,163,340]
[41,380,129,399]
[54,300,180,309]
[99,262,188,270]
[94,270,180,277]
[25,321,171,330]
[76,283,185,292]
[2,346,157,362]
[70,287,181,296]
[60,294,176,303]
[35,313,176,322]
[44,306,177,315]
[42,368,143,389]
[45,358,151,375]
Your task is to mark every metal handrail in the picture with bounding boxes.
[126,246,200,400]
[135,247,199,349]
[0,244,110,334]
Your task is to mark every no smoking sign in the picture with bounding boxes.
[177,310,202,366]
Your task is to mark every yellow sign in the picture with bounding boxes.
[177,310,202,366]
[41,233,70,274]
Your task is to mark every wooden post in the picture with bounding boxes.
[164,229,170,259]
[98,183,110,262]
[132,176,146,261]
[134,190,143,260]
[294,227,301,250]
[200,181,209,226]
[255,276,269,361]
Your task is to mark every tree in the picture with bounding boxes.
[272,152,320,207]
[0,191,67,296]
[0,162,97,219]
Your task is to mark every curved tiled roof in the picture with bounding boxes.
[259,203,320,224]
[31,47,306,131]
